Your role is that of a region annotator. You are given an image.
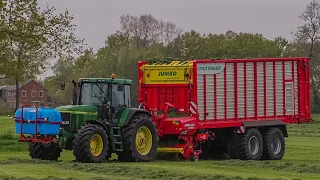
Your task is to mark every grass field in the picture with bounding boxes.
[0,115,320,180]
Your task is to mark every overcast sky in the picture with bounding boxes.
[38,0,312,79]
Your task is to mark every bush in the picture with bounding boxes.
[0,108,14,115]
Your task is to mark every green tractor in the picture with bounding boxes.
[27,76,158,163]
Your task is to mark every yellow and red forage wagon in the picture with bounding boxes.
[138,57,311,160]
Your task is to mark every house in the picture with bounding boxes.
[0,80,48,109]
[0,85,16,109]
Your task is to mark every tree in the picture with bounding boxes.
[167,30,286,60]
[0,0,84,110]
[44,58,73,105]
[290,0,320,112]
[119,14,182,49]
[73,48,95,72]
[45,14,289,107]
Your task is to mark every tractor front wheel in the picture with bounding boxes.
[117,114,158,162]
[72,123,110,163]
[28,142,61,161]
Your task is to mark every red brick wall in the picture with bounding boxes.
[6,90,16,103]
[18,81,48,107]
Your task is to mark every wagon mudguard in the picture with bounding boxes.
[242,120,288,137]
[118,108,151,127]
[85,120,109,133]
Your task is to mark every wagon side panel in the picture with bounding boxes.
[193,58,307,123]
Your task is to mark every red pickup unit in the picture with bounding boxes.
[138,57,311,161]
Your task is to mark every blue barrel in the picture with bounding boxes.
[14,107,62,135]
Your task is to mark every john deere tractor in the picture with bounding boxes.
[27,76,158,163]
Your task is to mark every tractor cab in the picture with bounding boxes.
[59,75,132,125]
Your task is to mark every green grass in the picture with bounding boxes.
[0,115,15,134]
[0,115,320,180]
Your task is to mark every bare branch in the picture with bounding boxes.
[119,14,182,49]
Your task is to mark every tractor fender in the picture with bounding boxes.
[85,120,109,133]
[242,120,288,137]
[120,108,151,127]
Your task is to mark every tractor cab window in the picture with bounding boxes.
[111,84,131,107]
[81,83,108,105]
[111,84,124,106]
[124,85,131,107]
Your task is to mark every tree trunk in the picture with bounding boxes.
[15,79,19,111]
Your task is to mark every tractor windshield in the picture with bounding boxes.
[80,82,108,105]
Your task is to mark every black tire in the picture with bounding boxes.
[72,123,109,163]
[117,114,158,162]
[236,128,263,160]
[261,128,285,160]
[28,142,61,161]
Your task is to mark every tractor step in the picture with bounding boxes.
[111,127,123,152]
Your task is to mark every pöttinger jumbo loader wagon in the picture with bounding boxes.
[138,57,311,160]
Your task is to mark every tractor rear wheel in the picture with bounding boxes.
[236,128,263,160]
[72,123,110,163]
[117,114,158,162]
[261,128,285,160]
[28,142,61,161]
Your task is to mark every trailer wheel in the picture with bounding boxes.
[72,123,110,163]
[236,128,263,160]
[261,128,285,160]
[117,114,158,162]
[28,142,61,161]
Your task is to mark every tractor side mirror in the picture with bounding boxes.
[60,82,65,90]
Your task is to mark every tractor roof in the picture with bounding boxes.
[79,78,132,84]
